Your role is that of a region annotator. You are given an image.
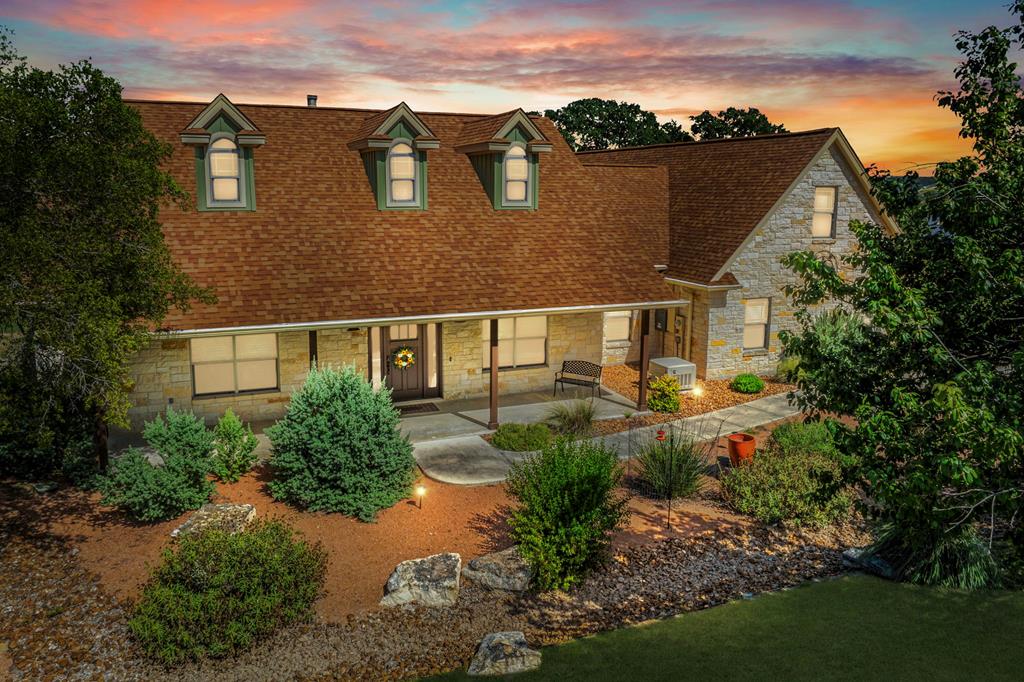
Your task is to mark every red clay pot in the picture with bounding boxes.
[727,433,756,467]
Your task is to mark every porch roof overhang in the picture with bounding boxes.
[161,298,689,338]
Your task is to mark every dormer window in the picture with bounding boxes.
[208,135,243,205]
[387,141,418,206]
[503,144,530,205]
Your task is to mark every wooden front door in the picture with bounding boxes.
[385,324,424,401]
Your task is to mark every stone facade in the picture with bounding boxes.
[125,313,604,430]
[692,145,880,378]
[601,144,881,380]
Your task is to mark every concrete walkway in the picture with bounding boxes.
[414,392,800,485]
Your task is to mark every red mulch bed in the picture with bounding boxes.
[596,363,794,435]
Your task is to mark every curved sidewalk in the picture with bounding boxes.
[414,392,800,485]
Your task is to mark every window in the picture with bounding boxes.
[190,333,278,395]
[388,324,418,340]
[812,186,837,238]
[387,141,417,206]
[743,299,770,350]
[482,316,547,369]
[503,144,529,205]
[207,135,244,206]
[604,311,632,343]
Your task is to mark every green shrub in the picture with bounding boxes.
[544,399,597,437]
[868,522,998,590]
[730,373,765,394]
[775,354,801,382]
[267,365,416,522]
[635,429,710,499]
[646,374,681,413]
[210,409,259,482]
[491,423,553,451]
[99,408,215,521]
[142,407,215,462]
[720,422,850,527]
[100,446,214,522]
[506,438,630,590]
[60,437,102,490]
[129,520,327,665]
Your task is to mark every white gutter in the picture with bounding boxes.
[665,276,742,291]
[165,299,689,338]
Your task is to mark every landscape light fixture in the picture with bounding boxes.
[692,384,704,398]
[416,485,426,509]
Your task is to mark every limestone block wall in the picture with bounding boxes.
[697,145,880,378]
[126,328,368,429]
[441,312,604,399]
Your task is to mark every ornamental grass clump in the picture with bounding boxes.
[505,438,630,590]
[544,399,597,437]
[99,408,214,522]
[130,520,327,665]
[267,365,416,522]
[635,428,712,499]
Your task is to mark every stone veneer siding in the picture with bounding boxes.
[126,312,604,429]
[693,145,880,379]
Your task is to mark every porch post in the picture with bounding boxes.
[638,309,651,411]
[488,318,499,429]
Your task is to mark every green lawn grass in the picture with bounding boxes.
[432,575,1024,681]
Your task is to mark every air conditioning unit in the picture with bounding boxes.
[648,357,697,391]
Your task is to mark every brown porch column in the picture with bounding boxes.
[488,318,499,429]
[637,309,651,411]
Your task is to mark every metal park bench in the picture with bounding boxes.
[552,360,603,397]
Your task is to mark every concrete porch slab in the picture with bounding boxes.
[400,412,489,444]
[458,395,631,427]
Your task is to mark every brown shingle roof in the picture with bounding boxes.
[579,128,838,284]
[131,101,678,332]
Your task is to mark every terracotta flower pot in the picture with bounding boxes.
[727,433,756,467]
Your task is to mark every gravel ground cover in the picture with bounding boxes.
[1,461,868,681]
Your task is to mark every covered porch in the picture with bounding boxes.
[397,384,636,443]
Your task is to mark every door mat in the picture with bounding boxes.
[399,403,441,416]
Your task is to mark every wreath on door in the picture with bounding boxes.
[392,346,416,370]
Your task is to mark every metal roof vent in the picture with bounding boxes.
[307,94,318,108]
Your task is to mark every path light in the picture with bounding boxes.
[692,384,704,398]
[416,485,426,509]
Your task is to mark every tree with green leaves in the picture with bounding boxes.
[689,106,787,140]
[779,3,1024,588]
[0,29,211,475]
[543,98,692,151]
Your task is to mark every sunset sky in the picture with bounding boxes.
[2,1,1017,172]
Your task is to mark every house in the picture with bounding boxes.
[124,95,678,430]
[124,94,892,431]
[580,129,894,379]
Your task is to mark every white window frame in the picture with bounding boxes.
[482,316,547,369]
[206,132,246,208]
[386,139,419,207]
[502,143,530,207]
[812,186,837,239]
[190,334,279,396]
[743,298,770,351]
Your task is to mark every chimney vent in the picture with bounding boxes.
[307,94,318,108]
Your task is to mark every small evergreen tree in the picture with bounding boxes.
[210,409,259,483]
[267,366,416,521]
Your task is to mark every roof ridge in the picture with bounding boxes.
[123,98,530,119]
[575,127,838,154]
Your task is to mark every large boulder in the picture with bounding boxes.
[380,552,461,608]
[171,503,256,538]
[842,547,896,580]
[462,546,533,592]
[468,631,541,676]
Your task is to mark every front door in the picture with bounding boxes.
[385,324,424,401]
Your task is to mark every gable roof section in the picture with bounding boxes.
[455,109,552,153]
[129,100,679,333]
[180,94,265,146]
[579,128,891,285]
[348,102,440,150]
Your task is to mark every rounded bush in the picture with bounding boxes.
[730,373,766,394]
[491,423,553,452]
[267,365,416,521]
[646,374,681,413]
[129,520,327,664]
